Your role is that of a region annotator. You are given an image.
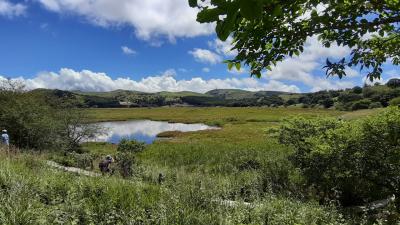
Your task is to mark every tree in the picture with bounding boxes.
[352,86,363,94]
[387,78,400,88]
[0,80,101,151]
[190,0,400,80]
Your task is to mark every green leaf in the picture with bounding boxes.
[311,9,318,18]
[239,0,262,20]
[379,29,385,37]
[228,62,234,70]
[197,8,223,23]
[272,6,282,17]
[216,10,238,41]
[211,0,225,6]
[235,62,241,71]
[188,0,197,7]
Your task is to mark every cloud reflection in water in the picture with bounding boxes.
[90,120,219,144]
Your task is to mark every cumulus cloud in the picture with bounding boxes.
[266,36,355,91]
[0,0,26,18]
[121,46,136,55]
[36,0,214,42]
[208,36,237,57]
[2,68,301,93]
[228,68,247,75]
[189,48,222,65]
[344,67,360,78]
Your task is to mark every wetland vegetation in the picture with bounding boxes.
[2,90,398,224]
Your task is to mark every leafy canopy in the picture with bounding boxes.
[190,0,400,80]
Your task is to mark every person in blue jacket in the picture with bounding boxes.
[1,130,9,152]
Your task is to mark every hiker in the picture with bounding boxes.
[1,130,9,152]
[99,155,113,175]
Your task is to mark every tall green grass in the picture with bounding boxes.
[0,153,346,224]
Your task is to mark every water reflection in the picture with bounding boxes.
[90,120,219,144]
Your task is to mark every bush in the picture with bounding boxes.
[285,98,298,106]
[115,138,145,178]
[369,102,382,109]
[352,86,363,94]
[117,138,146,153]
[115,152,136,178]
[318,98,334,108]
[351,99,371,110]
[387,78,400,88]
[389,97,400,106]
[278,108,400,208]
[337,92,362,103]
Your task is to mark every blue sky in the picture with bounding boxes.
[0,0,398,93]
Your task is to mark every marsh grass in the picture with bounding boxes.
[85,107,343,125]
[1,108,375,224]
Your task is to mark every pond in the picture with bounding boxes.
[90,120,219,144]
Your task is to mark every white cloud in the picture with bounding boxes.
[189,48,222,65]
[344,68,360,78]
[36,0,214,42]
[228,68,247,75]
[202,67,210,73]
[208,36,237,57]
[0,0,26,18]
[384,69,399,78]
[121,46,136,55]
[266,36,354,91]
[2,68,300,93]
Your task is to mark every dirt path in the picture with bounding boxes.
[46,160,101,177]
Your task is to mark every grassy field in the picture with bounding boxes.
[83,107,382,186]
[86,107,343,124]
[84,107,346,173]
[1,107,382,224]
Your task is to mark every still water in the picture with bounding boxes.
[91,120,219,144]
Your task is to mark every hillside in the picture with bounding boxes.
[29,78,400,110]
[206,89,287,99]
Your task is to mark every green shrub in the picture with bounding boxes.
[117,138,146,153]
[369,102,382,109]
[352,86,363,94]
[389,97,400,106]
[115,138,145,178]
[318,98,334,108]
[351,99,371,110]
[278,107,400,208]
[338,92,363,103]
[115,152,136,178]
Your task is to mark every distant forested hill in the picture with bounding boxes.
[30,78,400,110]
